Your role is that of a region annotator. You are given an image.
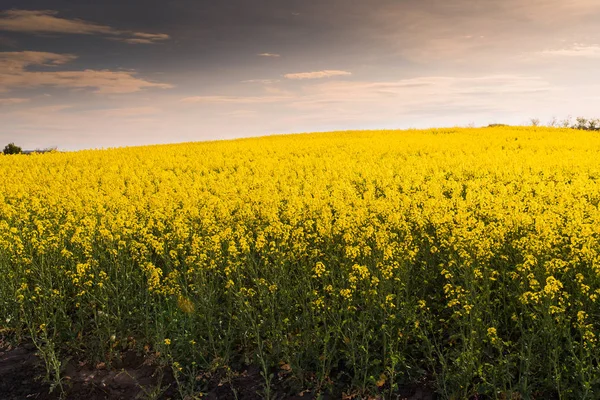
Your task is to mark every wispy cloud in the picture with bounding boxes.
[1,51,76,68]
[0,97,29,105]
[181,74,552,122]
[284,70,352,80]
[0,10,113,35]
[0,51,173,93]
[538,44,600,58]
[241,79,281,84]
[223,109,258,118]
[180,95,291,104]
[0,10,170,44]
[90,106,161,117]
[10,104,73,115]
[118,32,171,44]
[132,32,170,40]
[258,53,280,57]
[288,75,554,114]
[353,0,600,63]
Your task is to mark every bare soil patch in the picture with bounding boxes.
[1,340,435,399]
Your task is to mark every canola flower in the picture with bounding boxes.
[1,127,600,398]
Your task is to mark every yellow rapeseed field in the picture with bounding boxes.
[1,127,600,398]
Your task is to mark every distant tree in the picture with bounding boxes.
[38,146,58,153]
[3,142,22,155]
[529,115,600,131]
[587,118,600,131]
[574,117,589,130]
[560,116,572,128]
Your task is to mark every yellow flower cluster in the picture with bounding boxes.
[2,126,600,398]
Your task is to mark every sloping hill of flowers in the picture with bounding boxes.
[2,127,600,398]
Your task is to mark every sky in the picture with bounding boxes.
[1,0,600,150]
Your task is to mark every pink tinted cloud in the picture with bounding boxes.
[0,10,170,44]
[0,51,173,93]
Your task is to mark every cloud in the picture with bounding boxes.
[343,0,600,63]
[538,44,600,58]
[9,104,73,115]
[288,75,554,113]
[132,32,170,40]
[0,10,113,35]
[183,75,550,115]
[91,106,161,117]
[258,53,280,57]
[180,95,291,104]
[0,51,173,93]
[241,79,281,84]
[118,39,154,45]
[263,86,294,96]
[0,10,170,44]
[223,109,258,118]
[1,51,76,69]
[0,97,29,105]
[117,32,171,44]
[284,70,352,80]
[180,74,552,125]
[31,105,73,113]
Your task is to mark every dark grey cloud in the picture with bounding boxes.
[1,0,600,149]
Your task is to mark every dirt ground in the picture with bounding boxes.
[0,341,436,400]
[0,342,178,400]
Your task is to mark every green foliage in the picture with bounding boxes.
[2,128,600,399]
[546,116,600,131]
[3,142,22,155]
[573,117,600,131]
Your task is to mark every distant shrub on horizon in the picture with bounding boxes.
[485,117,600,131]
[545,116,600,131]
[2,142,22,155]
